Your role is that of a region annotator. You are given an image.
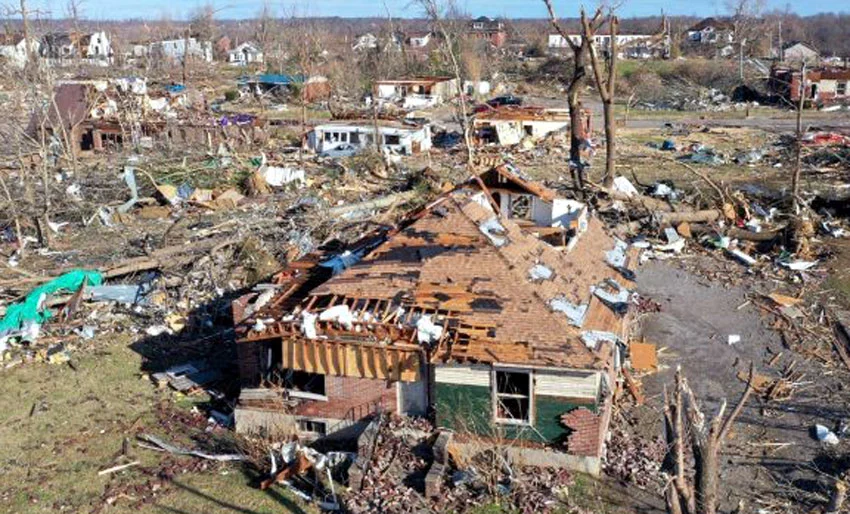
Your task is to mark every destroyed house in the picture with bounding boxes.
[233,167,633,474]
[468,16,507,48]
[772,67,850,105]
[307,121,432,155]
[472,107,591,147]
[373,76,458,107]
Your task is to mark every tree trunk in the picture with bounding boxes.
[792,62,805,212]
[694,443,719,514]
[602,99,615,187]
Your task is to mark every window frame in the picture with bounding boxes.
[492,367,533,426]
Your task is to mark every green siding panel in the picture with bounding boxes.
[435,382,595,445]
[435,383,492,434]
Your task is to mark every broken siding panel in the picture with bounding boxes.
[535,370,599,400]
[435,365,490,387]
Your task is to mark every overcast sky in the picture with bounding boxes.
[23,0,843,20]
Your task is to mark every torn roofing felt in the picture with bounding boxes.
[303,188,633,369]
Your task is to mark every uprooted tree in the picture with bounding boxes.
[662,365,754,514]
[542,0,601,196]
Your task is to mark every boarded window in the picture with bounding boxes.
[494,370,531,424]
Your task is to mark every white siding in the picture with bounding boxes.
[435,365,490,387]
[535,370,599,399]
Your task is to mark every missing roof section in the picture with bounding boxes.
[478,216,507,247]
[549,296,588,327]
[529,263,554,282]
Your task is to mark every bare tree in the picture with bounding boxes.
[543,1,602,195]
[582,8,619,188]
[663,365,755,514]
[417,0,474,167]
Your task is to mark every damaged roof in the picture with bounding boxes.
[306,188,630,369]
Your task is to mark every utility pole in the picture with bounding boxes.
[739,39,745,81]
[778,20,783,62]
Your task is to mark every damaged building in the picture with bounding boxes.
[373,76,459,109]
[306,121,432,155]
[771,66,850,106]
[473,107,591,147]
[233,165,636,475]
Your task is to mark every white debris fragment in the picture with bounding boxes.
[815,424,839,445]
[320,304,354,330]
[301,311,318,339]
[416,315,443,344]
[727,334,741,345]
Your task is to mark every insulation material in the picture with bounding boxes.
[263,166,305,187]
[301,311,317,339]
[416,315,443,344]
[319,304,354,330]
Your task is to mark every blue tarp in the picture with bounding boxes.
[239,74,305,86]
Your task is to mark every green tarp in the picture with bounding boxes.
[0,269,103,334]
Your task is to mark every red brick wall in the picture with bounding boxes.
[561,407,601,457]
[292,375,397,420]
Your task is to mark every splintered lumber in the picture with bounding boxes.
[326,191,417,218]
[97,460,140,476]
[655,210,721,225]
[136,434,247,462]
[622,367,645,405]
[260,453,312,490]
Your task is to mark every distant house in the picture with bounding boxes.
[473,106,591,146]
[373,76,458,108]
[468,16,507,48]
[772,66,850,105]
[38,31,111,63]
[307,121,432,155]
[240,74,330,102]
[228,42,264,66]
[548,33,667,59]
[352,33,378,51]
[782,41,819,64]
[149,36,213,63]
[0,33,35,68]
[407,31,433,48]
[686,17,734,45]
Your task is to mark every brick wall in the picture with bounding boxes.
[560,407,601,457]
[293,374,397,421]
[236,340,263,387]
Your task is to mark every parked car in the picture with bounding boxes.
[319,144,359,158]
[473,94,523,113]
[433,131,462,148]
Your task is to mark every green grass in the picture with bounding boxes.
[0,336,314,514]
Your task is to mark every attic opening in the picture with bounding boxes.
[494,369,531,424]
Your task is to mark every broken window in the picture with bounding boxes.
[324,132,332,142]
[350,132,361,144]
[509,194,532,219]
[297,419,327,435]
[838,81,848,96]
[494,370,531,424]
[383,134,401,145]
[284,370,326,398]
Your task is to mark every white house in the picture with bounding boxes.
[548,33,661,58]
[150,37,213,63]
[228,42,263,66]
[686,18,734,45]
[82,31,111,61]
[0,35,36,68]
[408,31,432,48]
[473,107,574,146]
[352,33,378,51]
[307,122,432,155]
[781,42,819,64]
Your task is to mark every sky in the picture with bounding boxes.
[21,0,845,20]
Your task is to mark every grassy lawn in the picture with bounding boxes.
[0,336,313,514]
